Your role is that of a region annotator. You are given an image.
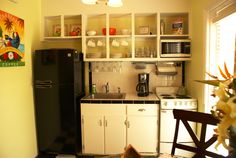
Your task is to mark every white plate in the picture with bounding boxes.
[86,52,102,58]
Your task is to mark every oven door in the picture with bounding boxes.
[160,108,196,142]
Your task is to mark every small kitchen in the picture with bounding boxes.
[35,0,196,155]
[0,0,216,158]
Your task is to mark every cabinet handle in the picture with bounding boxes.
[127,121,130,128]
[99,119,102,126]
[105,120,108,127]
[138,108,146,112]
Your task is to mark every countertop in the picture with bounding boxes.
[81,93,160,104]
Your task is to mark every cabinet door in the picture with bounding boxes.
[105,115,126,154]
[82,115,104,154]
[127,116,157,153]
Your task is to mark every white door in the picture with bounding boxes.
[105,115,126,154]
[82,115,104,154]
[127,116,157,153]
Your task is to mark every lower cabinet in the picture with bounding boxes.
[81,103,158,154]
[82,115,104,154]
[126,104,158,153]
[81,104,126,154]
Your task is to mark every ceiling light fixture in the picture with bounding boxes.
[81,0,123,7]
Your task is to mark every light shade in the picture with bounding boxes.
[107,0,123,7]
[81,0,97,5]
[81,0,123,7]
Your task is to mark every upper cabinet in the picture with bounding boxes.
[83,14,107,60]
[82,13,158,61]
[159,13,189,38]
[42,12,191,61]
[43,15,82,39]
[134,13,157,59]
[158,13,191,61]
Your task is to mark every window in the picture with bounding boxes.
[205,0,236,155]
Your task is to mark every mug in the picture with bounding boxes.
[112,39,119,47]
[87,40,96,47]
[121,40,128,46]
[97,40,104,47]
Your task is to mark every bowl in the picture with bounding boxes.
[102,28,116,35]
[69,31,79,36]
[110,53,123,58]
[87,30,97,36]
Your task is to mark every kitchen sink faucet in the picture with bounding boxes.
[104,82,109,93]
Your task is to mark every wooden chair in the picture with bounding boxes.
[171,109,226,158]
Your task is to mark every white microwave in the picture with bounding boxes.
[160,39,191,58]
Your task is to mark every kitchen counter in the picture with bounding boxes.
[81,93,159,104]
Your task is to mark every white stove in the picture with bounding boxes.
[157,87,197,157]
[157,93,197,109]
[156,87,197,109]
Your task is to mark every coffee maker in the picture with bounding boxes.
[136,73,149,96]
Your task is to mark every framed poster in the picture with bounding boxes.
[69,24,81,36]
[0,10,25,67]
[52,24,68,36]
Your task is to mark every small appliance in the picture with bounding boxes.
[160,39,191,58]
[136,73,149,96]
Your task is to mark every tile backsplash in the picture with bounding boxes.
[91,62,182,94]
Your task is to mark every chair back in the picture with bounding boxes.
[171,109,226,158]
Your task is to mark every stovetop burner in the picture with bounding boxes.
[160,94,172,96]
[176,95,191,99]
[157,93,193,100]
[162,96,175,99]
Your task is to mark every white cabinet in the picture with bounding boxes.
[82,115,104,154]
[82,13,158,61]
[42,12,191,61]
[81,103,126,154]
[159,13,189,37]
[43,15,82,40]
[105,115,126,154]
[81,103,159,154]
[126,104,158,153]
[158,13,191,61]
[134,13,157,59]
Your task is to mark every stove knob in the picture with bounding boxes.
[178,102,182,106]
[163,102,167,106]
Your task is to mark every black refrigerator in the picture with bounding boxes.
[33,48,85,158]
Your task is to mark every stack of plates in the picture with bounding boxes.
[86,52,102,58]
[110,53,123,58]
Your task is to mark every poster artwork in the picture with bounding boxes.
[0,10,25,67]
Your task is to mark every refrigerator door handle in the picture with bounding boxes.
[35,80,53,85]
[35,85,52,88]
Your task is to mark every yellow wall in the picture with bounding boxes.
[0,0,41,158]
[187,0,222,112]
[0,0,225,157]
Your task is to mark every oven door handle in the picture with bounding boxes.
[138,108,146,112]
[161,110,167,113]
